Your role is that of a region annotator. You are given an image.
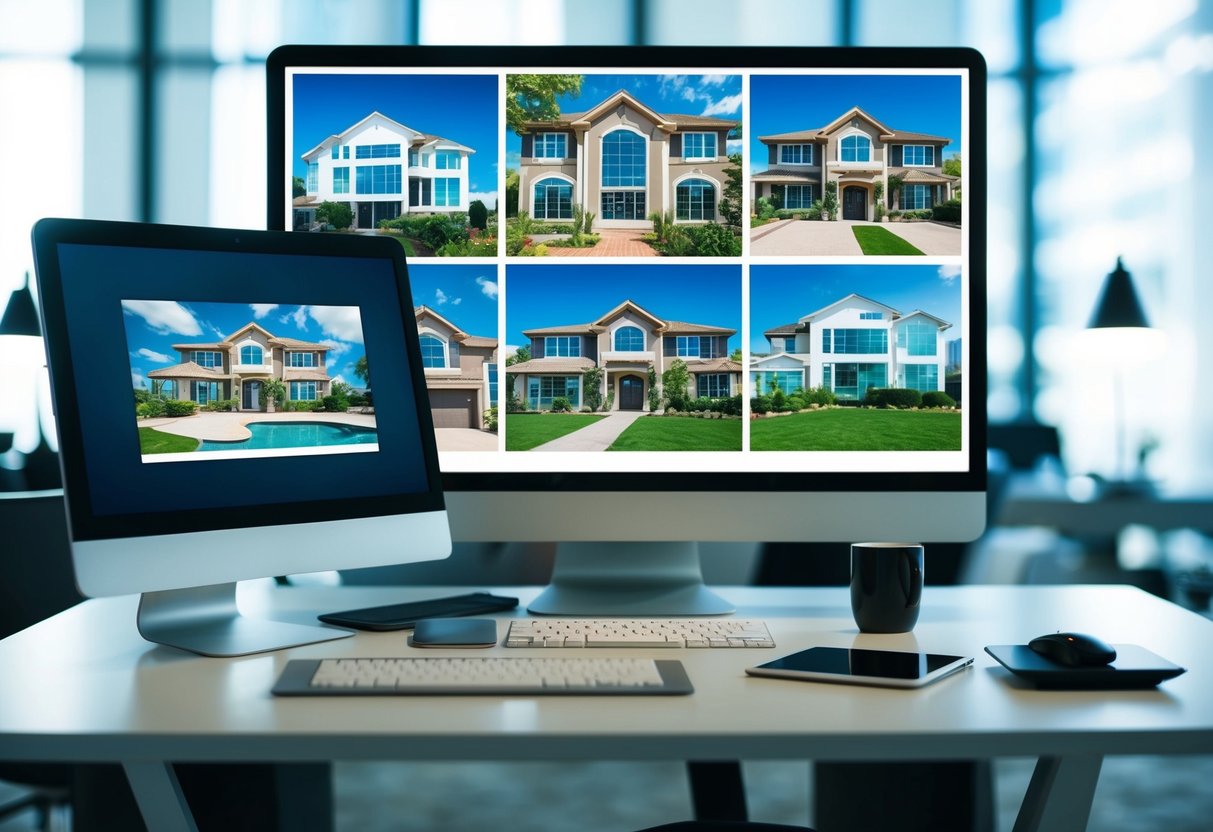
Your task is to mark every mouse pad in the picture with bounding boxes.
[985,644,1186,690]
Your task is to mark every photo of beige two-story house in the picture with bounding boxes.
[414,305,498,432]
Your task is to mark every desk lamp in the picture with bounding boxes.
[0,273,51,483]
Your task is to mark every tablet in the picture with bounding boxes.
[747,646,973,689]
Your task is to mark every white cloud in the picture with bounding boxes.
[452,297,462,305]
[136,348,173,363]
[682,87,698,103]
[938,264,962,285]
[699,74,728,87]
[726,139,743,155]
[468,190,498,209]
[435,288,450,305]
[250,303,278,319]
[330,374,346,386]
[131,370,146,389]
[290,306,309,330]
[701,93,742,118]
[476,276,498,300]
[308,305,364,343]
[120,300,202,336]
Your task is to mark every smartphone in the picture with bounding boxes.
[747,646,973,689]
[318,592,519,631]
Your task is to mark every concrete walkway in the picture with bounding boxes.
[435,428,498,452]
[543,229,659,257]
[878,221,962,255]
[751,219,864,256]
[531,410,648,451]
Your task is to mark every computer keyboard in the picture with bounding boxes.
[272,657,694,695]
[504,618,775,648]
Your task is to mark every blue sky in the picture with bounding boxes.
[122,300,367,389]
[750,74,962,173]
[292,73,498,201]
[750,264,963,354]
[506,74,742,169]
[506,264,741,353]
[408,263,498,338]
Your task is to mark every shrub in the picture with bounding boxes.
[321,394,349,412]
[315,201,353,230]
[417,214,469,249]
[864,388,922,408]
[786,395,806,412]
[163,399,198,417]
[436,237,497,257]
[348,392,366,407]
[751,395,772,415]
[468,199,488,231]
[723,395,742,417]
[888,210,902,220]
[822,182,838,221]
[931,199,962,223]
[685,223,742,256]
[136,398,167,418]
[550,396,572,413]
[771,388,787,412]
[804,385,837,406]
[921,390,957,408]
[483,405,498,431]
[755,197,776,220]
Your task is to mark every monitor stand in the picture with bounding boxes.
[526,542,735,616]
[136,582,353,657]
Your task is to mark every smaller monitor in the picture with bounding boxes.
[32,219,451,656]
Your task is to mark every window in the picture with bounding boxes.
[601,191,645,220]
[755,370,803,396]
[239,345,263,364]
[192,381,220,404]
[830,329,888,354]
[354,144,401,159]
[435,150,461,169]
[682,132,717,160]
[780,144,813,165]
[614,326,645,352]
[897,318,938,356]
[288,352,317,368]
[355,165,402,194]
[902,145,935,166]
[902,364,938,392]
[542,336,581,358]
[409,177,432,207]
[528,376,581,410]
[408,149,419,167]
[192,351,222,368]
[697,373,729,398]
[902,184,930,210]
[488,363,498,405]
[306,162,319,194]
[860,311,882,320]
[840,135,872,162]
[534,133,567,159]
[289,381,318,401]
[822,330,831,353]
[434,177,460,207]
[343,146,349,160]
[419,334,446,368]
[602,129,645,187]
[675,178,715,221]
[784,185,813,209]
[783,336,796,352]
[676,335,701,358]
[827,363,887,401]
[332,167,349,194]
[533,177,572,220]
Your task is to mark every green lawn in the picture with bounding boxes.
[852,226,924,255]
[505,413,606,451]
[750,408,960,451]
[607,416,742,451]
[138,426,200,454]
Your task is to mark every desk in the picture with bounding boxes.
[2,584,1212,832]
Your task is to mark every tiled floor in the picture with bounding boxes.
[543,228,660,257]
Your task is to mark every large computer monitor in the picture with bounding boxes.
[267,45,987,615]
[31,219,451,655]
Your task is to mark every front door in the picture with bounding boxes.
[242,381,261,411]
[620,375,644,410]
[843,186,867,220]
[357,203,372,229]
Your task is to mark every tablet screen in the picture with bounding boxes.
[755,646,965,680]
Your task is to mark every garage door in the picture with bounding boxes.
[428,389,477,429]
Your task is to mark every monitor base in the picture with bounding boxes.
[137,582,353,657]
[527,542,735,616]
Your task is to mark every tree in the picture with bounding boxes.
[505,74,583,134]
[315,201,353,230]
[822,182,838,221]
[505,168,519,218]
[468,199,488,231]
[886,173,905,211]
[647,365,660,412]
[942,155,962,178]
[261,378,287,412]
[506,345,531,367]
[730,348,742,363]
[353,355,370,387]
[582,366,603,411]
[662,359,691,411]
[292,176,307,197]
[718,152,744,231]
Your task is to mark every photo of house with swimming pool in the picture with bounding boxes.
[504,263,743,452]
[750,264,963,452]
[124,299,377,462]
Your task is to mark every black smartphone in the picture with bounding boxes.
[318,592,519,631]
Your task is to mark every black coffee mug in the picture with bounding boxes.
[850,542,924,633]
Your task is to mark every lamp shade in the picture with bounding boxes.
[1087,257,1150,330]
[0,273,40,337]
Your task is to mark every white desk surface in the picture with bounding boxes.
[1,583,1211,765]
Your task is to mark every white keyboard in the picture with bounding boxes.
[272,657,693,695]
[504,618,775,648]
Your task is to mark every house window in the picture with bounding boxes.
[529,375,580,410]
[840,135,872,162]
[600,191,645,220]
[305,162,318,194]
[822,330,831,353]
[239,345,263,365]
[676,335,701,358]
[435,150,461,170]
[355,165,402,194]
[354,144,401,159]
[902,364,938,392]
[534,133,567,159]
[192,351,222,368]
[827,363,887,400]
[419,334,446,368]
[682,132,717,160]
[288,352,317,368]
[602,129,645,187]
[331,144,340,160]
[784,185,813,209]
[409,177,432,206]
[831,329,888,354]
[859,311,883,320]
[902,184,930,210]
[697,373,729,398]
[897,318,938,356]
[192,381,220,404]
[333,167,349,194]
[675,179,715,221]
[488,363,498,405]
[614,326,645,352]
[343,146,349,159]
[434,177,460,207]
[408,149,419,167]
[290,381,318,401]
[755,370,802,396]
[902,145,935,166]
[780,144,813,165]
[543,336,581,358]
[533,177,573,220]
[783,336,796,352]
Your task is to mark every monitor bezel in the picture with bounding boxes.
[32,218,447,542]
[267,44,987,496]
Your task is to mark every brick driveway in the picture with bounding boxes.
[543,229,659,257]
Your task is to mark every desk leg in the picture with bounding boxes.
[1013,755,1103,832]
[122,761,199,832]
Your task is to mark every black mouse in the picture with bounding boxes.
[1028,632,1117,667]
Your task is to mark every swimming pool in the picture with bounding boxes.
[197,421,378,452]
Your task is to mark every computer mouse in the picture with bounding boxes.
[1028,632,1117,667]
